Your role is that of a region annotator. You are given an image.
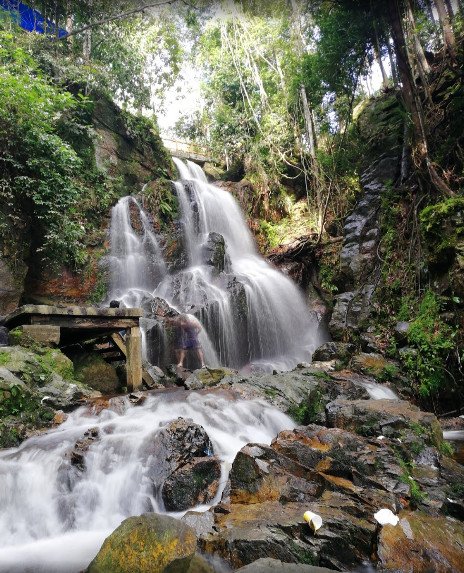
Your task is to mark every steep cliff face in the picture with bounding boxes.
[0,95,172,315]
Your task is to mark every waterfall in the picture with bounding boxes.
[0,391,295,572]
[108,159,320,371]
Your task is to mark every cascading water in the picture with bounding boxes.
[0,159,321,571]
[108,158,321,371]
[0,391,295,572]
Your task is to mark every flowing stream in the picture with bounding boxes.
[0,390,295,572]
[109,159,320,371]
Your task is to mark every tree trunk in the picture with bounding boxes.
[434,0,457,58]
[300,85,322,229]
[444,0,455,18]
[387,38,399,86]
[388,0,454,196]
[373,12,389,88]
[406,0,431,75]
[423,0,436,21]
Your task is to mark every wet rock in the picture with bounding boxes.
[69,427,100,472]
[142,362,166,389]
[128,391,147,405]
[326,398,443,446]
[202,232,230,274]
[40,376,89,409]
[235,559,338,573]
[329,286,375,340]
[86,513,197,573]
[377,511,464,573]
[186,555,216,573]
[182,511,216,537]
[359,332,381,353]
[218,367,368,425]
[145,417,218,511]
[185,367,236,390]
[394,321,410,344]
[312,342,355,363]
[139,295,179,319]
[52,410,67,425]
[0,326,9,346]
[163,456,221,511]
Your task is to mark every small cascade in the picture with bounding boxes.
[0,392,295,572]
[108,195,167,303]
[108,159,321,371]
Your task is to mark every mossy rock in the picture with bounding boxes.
[185,368,236,390]
[86,513,197,573]
[73,353,120,394]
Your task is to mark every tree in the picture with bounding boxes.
[433,0,456,58]
[387,0,454,196]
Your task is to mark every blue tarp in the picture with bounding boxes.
[0,0,67,38]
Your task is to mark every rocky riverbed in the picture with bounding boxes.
[1,339,463,572]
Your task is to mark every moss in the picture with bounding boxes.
[36,348,75,381]
[420,197,464,269]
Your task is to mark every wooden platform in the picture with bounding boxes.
[4,305,144,391]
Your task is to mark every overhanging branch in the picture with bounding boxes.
[58,0,178,40]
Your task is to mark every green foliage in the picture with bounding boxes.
[398,291,457,397]
[287,401,311,425]
[319,263,338,294]
[397,457,426,507]
[0,27,87,267]
[439,440,455,457]
[259,220,280,249]
[288,390,323,425]
[0,384,35,417]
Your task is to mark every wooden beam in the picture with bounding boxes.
[110,333,127,356]
[126,326,142,392]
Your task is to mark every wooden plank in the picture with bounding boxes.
[110,333,127,356]
[30,316,139,329]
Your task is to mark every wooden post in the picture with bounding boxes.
[126,326,142,392]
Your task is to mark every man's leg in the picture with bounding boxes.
[197,348,206,368]
[177,349,186,368]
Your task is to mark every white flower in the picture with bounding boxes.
[303,510,323,533]
[374,508,399,526]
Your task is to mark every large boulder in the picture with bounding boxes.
[144,417,220,511]
[217,367,368,425]
[86,513,197,573]
[0,345,97,408]
[184,368,236,390]
[163,457,222,512]
[325,398,443,446]
[200,424,411,571]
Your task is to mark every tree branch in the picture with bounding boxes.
[58,0,177,40]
